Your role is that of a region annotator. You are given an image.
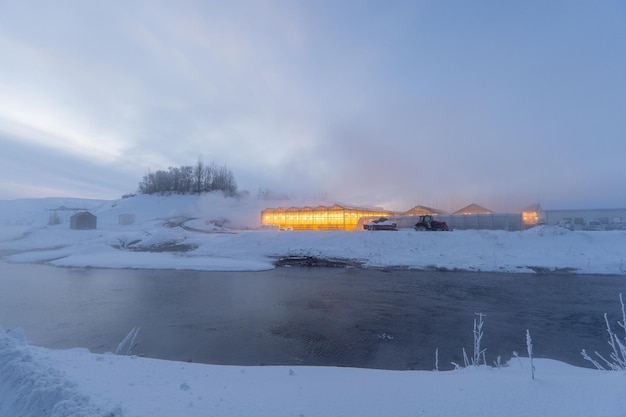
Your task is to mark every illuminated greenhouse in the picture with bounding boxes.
[261,203,544,231]
[261,205,396,230]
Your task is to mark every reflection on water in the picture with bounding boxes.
[0,262,624,370]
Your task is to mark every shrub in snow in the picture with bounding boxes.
[472,313,486,367]
[455,313,487,369]
[493,355,502,369]
[581,293,626,371]
[526,329,535,380]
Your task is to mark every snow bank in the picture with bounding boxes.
[0,328,120,417]
[3,327,626,417]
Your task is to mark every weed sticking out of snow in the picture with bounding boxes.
[527,329,535,380]
[115,326,141,356]
[473,313,486,367]
[457,312,488,369]
[582,293,626,371]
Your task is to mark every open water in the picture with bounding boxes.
[0,262,624,370]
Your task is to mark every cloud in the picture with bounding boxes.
[0,130,136,199]
[0,1,624,212]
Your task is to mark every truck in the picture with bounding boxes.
[364,217,397,231]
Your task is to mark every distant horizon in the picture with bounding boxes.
[3,191,626,214]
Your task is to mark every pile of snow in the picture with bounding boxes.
[1,194,625,275]
[0,327,121,417]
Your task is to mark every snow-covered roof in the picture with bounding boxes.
[403,205,447,215]
[453,203,494,215]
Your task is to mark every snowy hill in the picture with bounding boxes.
[0,193,264,231]
[1,193,625,274]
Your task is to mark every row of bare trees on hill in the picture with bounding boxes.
[137,160,237,196]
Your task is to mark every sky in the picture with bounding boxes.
[0,0,625,212]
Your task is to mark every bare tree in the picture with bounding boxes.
[193,159,204,193]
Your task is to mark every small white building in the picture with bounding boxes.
[70,211,97,230]
[543,208,626,229]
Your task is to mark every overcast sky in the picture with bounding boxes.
[1,1,624,212]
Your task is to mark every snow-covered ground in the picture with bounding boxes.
[4,325,626,417]
[1,194,626,417]
[1,193,625,275]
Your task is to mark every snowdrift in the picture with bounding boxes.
[0,327,120,417]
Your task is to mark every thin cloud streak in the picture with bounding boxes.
[0,132,135,200]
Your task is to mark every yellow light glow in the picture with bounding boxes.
[522,211,540,226]
[261,205,395,231]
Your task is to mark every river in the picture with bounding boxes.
[0,262,624,370]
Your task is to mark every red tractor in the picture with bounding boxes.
[414,215,450,231]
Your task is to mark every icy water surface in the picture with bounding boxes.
[0,262,624,370]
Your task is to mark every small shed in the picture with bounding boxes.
[70,211,97,230]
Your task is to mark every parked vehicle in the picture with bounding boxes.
[414,215,450,231]
[557,218,575,230]
[364,217,397,231]
[607,221,626,231]
[583,219,606,231]
[583,219,604,231]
